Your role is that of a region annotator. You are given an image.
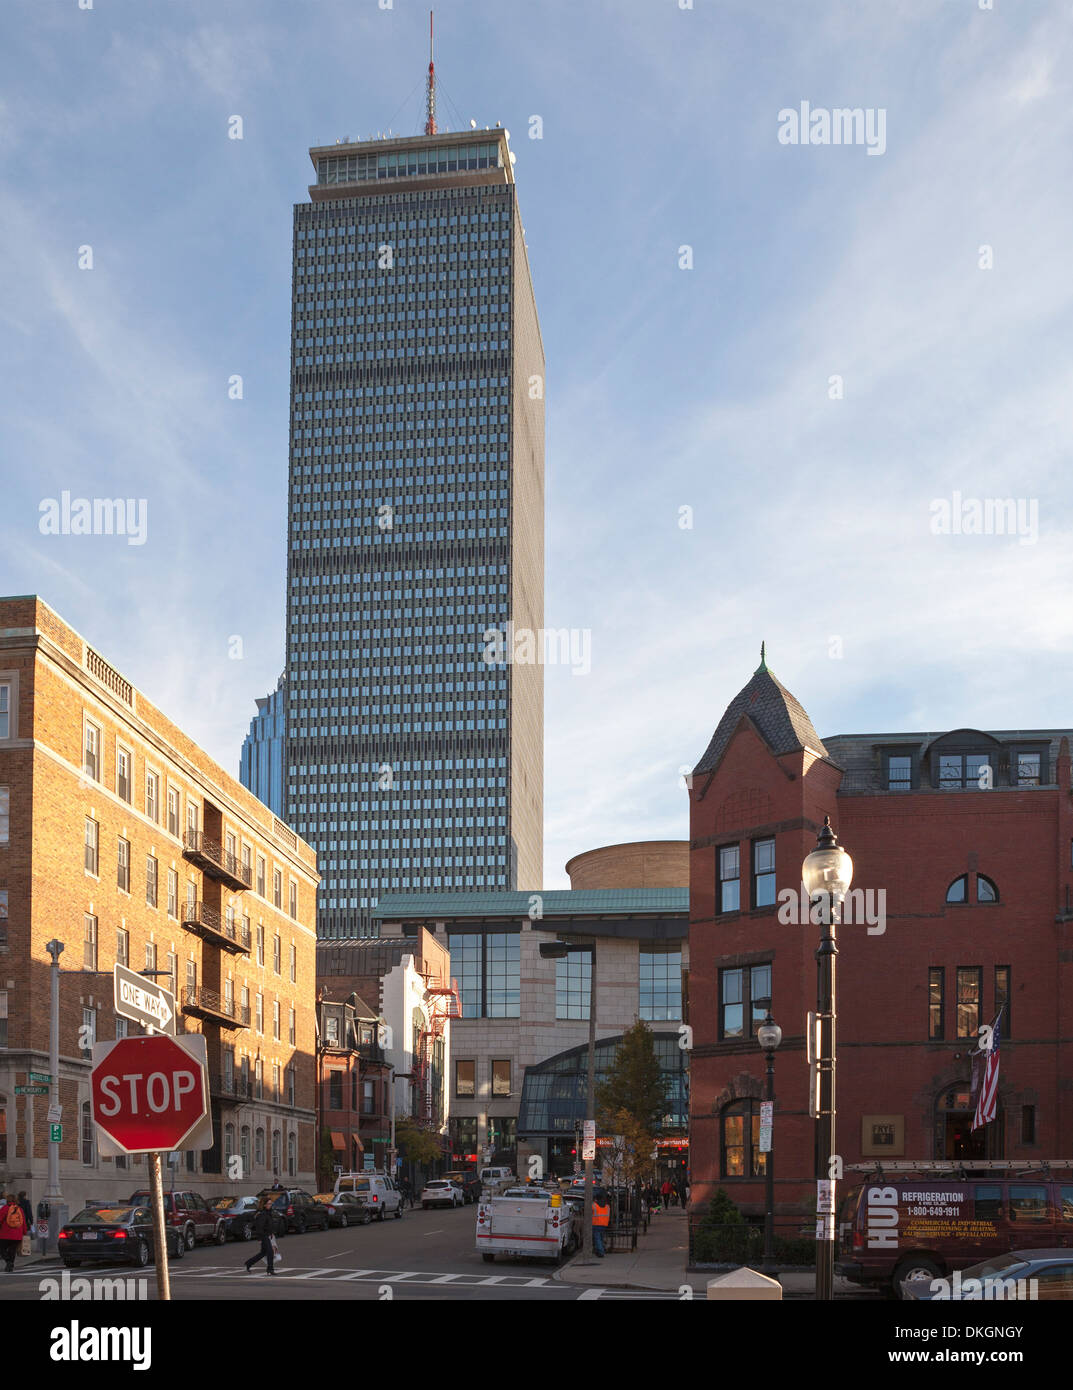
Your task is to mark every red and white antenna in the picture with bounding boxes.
[424,10,437,136]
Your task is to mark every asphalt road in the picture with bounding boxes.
[6,1203,684,1302]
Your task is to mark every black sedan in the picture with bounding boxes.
[58,1205,186,1269]
[902,1249,1073,1300]
[209,1194,263,1241]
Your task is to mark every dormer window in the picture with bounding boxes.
[1015,752,1041,786]
[886,755,913,791]
[939,753,991,790]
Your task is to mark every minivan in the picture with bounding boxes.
[838,1168,1073,1297]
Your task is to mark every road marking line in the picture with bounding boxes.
[423,1229,445,1236]
[290,1268,341,1279]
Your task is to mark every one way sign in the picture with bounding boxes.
[114,963,176,1035]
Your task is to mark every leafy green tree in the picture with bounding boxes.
[394,1117,442,1168]
[596,1019,668,1134]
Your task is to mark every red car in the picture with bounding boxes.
[127,1189,226,1250]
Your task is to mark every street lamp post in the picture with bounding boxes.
[757,1012,782,1275]
[539,939,597,1263]
[802,815,853,1302]
[42,939,67,1253]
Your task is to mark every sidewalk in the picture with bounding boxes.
[554,1207,861,1297]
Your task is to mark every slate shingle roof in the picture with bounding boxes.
[693,659,829,776]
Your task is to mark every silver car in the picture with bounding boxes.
[421,1180,465,1209]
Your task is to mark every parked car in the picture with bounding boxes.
[59,1205,187,1269]
[313,1192,372,1228]
[335,1173,403,1220]
[422,1180,465,1210]
[903,1249,1073,1300]
[209,1194,263,1242]
[127,1189,225,1250]
[256,1187,330,1234]
[443,1170,482,1205]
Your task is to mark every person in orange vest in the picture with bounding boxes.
[591,1187,611,1258]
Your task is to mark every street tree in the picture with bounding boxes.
[596,1018,668,1134]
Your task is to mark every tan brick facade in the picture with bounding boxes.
[0,596,320,1211]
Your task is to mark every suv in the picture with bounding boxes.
[128,1190,225,1250]
[443,1170,482,1205]
[256,1187,329,1235]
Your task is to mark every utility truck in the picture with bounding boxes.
[476,1185,578,1265]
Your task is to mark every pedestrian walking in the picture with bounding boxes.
[674,1175,687,1208]
[399,1176,415,1210]
[592,1187,611,1258]
[243,1198,278,1276]
[17,1192,33,1232]
[661,1179,672,1210]
[0,1192,28,1272]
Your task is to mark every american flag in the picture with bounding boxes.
[971,1010,1002,1132]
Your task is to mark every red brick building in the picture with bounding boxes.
[688,651,1073,1218]
[315,991,392,1187]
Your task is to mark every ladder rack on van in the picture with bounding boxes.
[846,1159,1073,1179]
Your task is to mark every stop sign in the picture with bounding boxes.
[91,1035,208,1153]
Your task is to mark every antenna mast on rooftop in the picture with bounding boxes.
[424,10,437,136]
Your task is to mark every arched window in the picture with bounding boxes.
[271,1129,282,1177]
[255,1126,265,1167]
[287,1132,297,1179]
[720,1099,766,1178]
[946,876,968,903]
[978,875,998,903]
[240,1125,251,1179]
[224,1123,236,1173]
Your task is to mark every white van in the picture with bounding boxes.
[333,1172,403,1220]
[479,1166,514,1195]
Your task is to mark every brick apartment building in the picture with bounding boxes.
[688,651,1073,1217]
[315,991,392,1186]
[317,928,453,1171]
[0,596,320,1212]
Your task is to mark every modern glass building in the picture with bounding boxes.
[239,674,286,818]
[285,126,545,938]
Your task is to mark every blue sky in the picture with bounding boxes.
[2,0,1071,888]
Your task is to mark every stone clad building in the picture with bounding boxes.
[0,596,320,1213]
[688,650,1073,1216]
[375,841,690,1180]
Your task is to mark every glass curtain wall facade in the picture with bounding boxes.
[239,674,286,818]
[285,129,544,938]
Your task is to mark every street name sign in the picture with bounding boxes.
[90,1034,211,1156]
[16,1084,48,1095]
[114,963,176,1035]
[29,1071,52,1084]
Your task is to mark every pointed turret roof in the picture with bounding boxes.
[693,647,828,777]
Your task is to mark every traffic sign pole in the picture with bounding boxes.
[149,1152,170,1303]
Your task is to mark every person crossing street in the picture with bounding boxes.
[244,1198,278,1276]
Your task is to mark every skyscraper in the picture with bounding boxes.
[285,117,544,939]
[239,673,287,819]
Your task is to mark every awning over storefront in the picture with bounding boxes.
[330,1132,346,1151]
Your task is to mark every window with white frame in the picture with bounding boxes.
[167,787,179,837]
[116,745,132,803]
[0,786,8,845]
[84,720,101,781]
[146,770,159,823]
[0,683,10,739]
[84,816,98,875]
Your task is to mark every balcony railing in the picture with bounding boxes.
[180,900,251,955]
[182,830,252,891]
[182,986,250,1029]
[209,1070,252,1101]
